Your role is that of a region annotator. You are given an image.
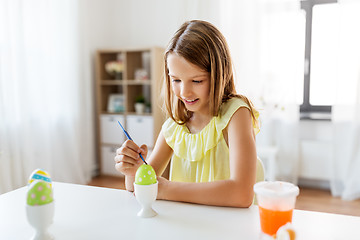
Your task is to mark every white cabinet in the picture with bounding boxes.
[99,114,155,176]
[100,114,125,145]
[101,146,123,176]
[126,115,154,148]
[101,114,154,147]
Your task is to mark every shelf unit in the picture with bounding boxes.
[95,47,165,176]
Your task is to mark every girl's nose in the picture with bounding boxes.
[180,82,192,97]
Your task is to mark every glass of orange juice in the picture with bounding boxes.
[254,181,299,236]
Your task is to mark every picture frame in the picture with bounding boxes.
[134,68,149,81]
[107,94,125,113]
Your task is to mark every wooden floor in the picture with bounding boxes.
[88,175,360,217]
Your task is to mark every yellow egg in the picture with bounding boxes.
[276,223,296,240]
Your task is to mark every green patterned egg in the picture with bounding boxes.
[27,180,54,206]
[135,164,157,185]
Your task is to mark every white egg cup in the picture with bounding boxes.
[26,201,54,240]
[134,182,158,218]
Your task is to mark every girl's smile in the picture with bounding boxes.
[167,53,211,115]
[183,98,199,105]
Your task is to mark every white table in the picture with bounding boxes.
[1,182,359,240]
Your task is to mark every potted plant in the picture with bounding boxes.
[134,95,145,114]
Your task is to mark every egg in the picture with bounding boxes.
[276,223,296,240]
[135,164,157,185]
[28,169,52,187]
[27,180,54,206]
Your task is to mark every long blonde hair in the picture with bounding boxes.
[163,20,257,126]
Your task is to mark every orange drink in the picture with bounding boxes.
[258,206,293,236]
[254,181,299,236]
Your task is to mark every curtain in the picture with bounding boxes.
[331,0,360,200]
[0,0,94,193]
[257,0,304,183]
[219,0,304,183]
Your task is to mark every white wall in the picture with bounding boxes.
[80,0,221,49]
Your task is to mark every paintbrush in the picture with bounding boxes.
[117,121,148,165]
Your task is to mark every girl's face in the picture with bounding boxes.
[167,53,211,115]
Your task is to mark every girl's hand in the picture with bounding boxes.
[156,176,170,200]
[114,140,148,176]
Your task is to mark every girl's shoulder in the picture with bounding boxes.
[219,97,249,115]
[217,97,260,134]
[162,117,179,133]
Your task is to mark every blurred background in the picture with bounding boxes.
[1,0,359,208]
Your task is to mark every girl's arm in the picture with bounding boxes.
[157,107,257,207]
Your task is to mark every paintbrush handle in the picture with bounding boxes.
[117,121,148,165]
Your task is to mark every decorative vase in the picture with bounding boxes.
[135,103,145,114]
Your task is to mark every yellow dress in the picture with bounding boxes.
[162,98,260,182]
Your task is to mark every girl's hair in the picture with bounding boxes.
[163,20,258,127]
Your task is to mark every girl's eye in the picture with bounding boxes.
[193,80,202,83]
[171,79,181,83]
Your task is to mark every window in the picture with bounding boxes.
[300,0,338,120]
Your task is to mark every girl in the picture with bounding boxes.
[114,20,260,208]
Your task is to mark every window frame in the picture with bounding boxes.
[300,0,337,120]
